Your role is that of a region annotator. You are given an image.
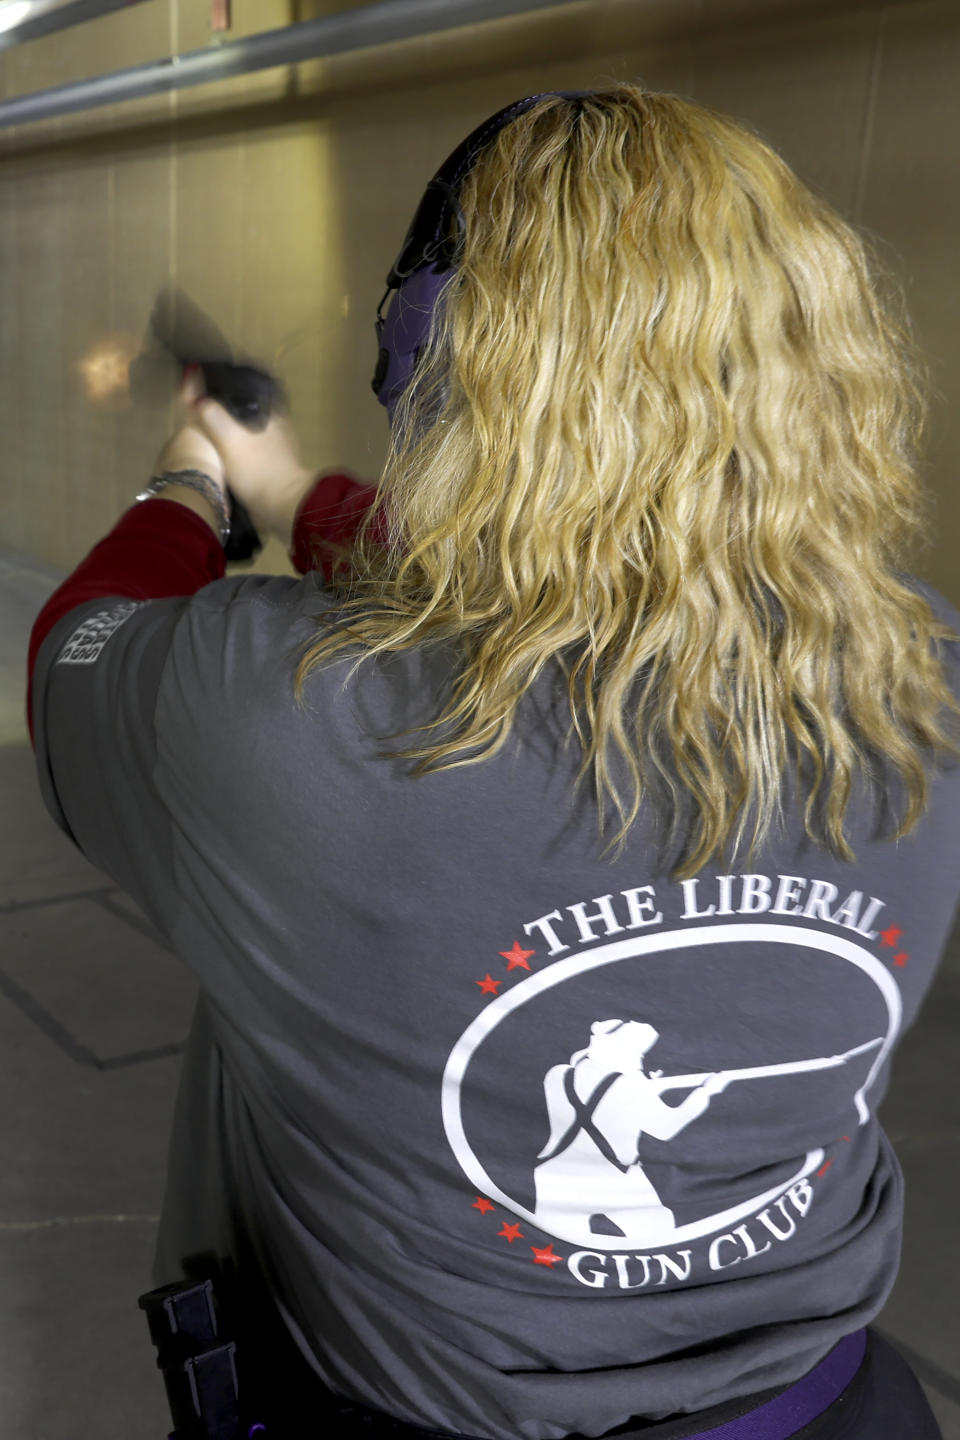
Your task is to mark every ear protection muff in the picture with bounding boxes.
[372,91,590,427]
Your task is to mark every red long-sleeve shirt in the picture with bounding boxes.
[25,471,380,748]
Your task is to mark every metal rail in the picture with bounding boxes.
[0,0,578,129]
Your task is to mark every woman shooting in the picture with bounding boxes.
[28,87,959,1439]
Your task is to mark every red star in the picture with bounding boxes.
[498,1223,524,1243]
[843,1136,850,1143]
[894,953,909,968]
[499,941,535,971]
[531,1244,563,1267]
[472,1197,495,1215]
[475,974,502,995]
[816,1160,833,1178]
[880,926,902,947]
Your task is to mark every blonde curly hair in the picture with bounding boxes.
[294,86,959,877]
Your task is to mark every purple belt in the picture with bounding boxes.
[687,1329,868,1440]
[245,1327,869,1440]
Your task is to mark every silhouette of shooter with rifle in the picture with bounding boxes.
[534,1019,883,1245]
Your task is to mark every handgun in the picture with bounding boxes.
[129,287,289,562]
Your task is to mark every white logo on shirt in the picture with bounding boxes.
[55,601,141,665]
[442,923,900,1254]
[532,1016,882,1249]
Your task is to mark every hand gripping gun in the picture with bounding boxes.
[129,287,288,563]
[139,1278,268,1440]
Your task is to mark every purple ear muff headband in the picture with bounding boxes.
[371,264,451,430]
[372,92,591,428]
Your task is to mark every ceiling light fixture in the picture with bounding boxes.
[0,2,34,37]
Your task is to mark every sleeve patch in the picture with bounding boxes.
[55,601,144,666]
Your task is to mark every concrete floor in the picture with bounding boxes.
[2,544,958,1440]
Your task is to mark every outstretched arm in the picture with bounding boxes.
[638,1074,728,1142]
[27,385,385,748]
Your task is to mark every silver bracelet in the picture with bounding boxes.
[135,468,231,547]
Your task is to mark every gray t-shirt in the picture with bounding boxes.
[31,571,960,1440]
